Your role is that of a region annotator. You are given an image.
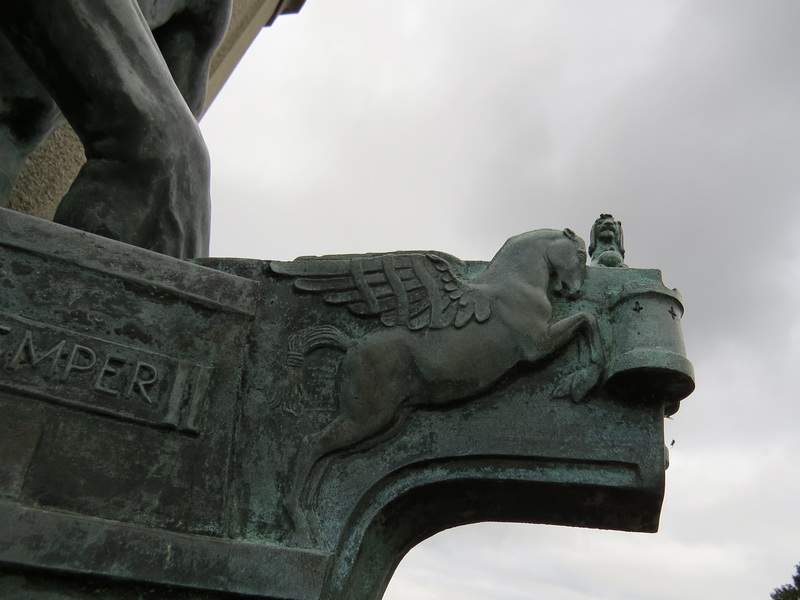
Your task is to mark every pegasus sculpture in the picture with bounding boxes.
[272,228,606,539]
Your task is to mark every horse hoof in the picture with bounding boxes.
[553,378,572,400]
[554,366,601,403]
[287,505,312,546]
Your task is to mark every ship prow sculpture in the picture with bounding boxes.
[0,208,693,600]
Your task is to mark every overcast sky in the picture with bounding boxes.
[200,1,800,598]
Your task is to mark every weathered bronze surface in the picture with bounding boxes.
[272,228,607,542]
[0,1,231,258]
[0,208,692,600]
[589,213,626,267]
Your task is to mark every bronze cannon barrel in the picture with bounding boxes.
[604,281,694,415]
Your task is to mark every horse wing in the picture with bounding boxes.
[427,254,492,328]
[270,252,491,329]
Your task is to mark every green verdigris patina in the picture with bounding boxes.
[0,209,692,600]
[0,0,232,258]
[273,228,605,543]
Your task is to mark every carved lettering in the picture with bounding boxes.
[61,344,97,381]
[0,325,11,353]
[125,361,158,404]
[6,330,66,377]
[0,312,211,432]
[94,354,127,396]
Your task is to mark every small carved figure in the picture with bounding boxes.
[0,0,231,258]
[589,213,626,267]
[272,228,606,539]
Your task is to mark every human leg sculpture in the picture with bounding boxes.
[150,0,232,118]
[0,0,211,258]
[0,31,63,208]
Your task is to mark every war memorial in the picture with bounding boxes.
[0,3,694,599]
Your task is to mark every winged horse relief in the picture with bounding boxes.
[270,228,606,541]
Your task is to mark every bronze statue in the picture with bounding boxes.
[589,213,626,267]
[273,228,606,539]
[0,209,694,600]
[0,0,231,258]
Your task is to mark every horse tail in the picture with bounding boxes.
[273,326,352,416]
[286,325,351,368]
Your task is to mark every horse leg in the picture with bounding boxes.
[286,412,379,545]
[286,335,413,542]
[286,389,407,541]
[539,311,605,401]
[300,402,413,514]
[567,311,605,365]
[0,0,210,258]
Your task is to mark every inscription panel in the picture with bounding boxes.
[0,312,210,433]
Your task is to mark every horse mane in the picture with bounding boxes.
[489,228,571,263]
[474,228,576,286]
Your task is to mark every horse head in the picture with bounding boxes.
[482,228,588,298]
[546,229,588,298]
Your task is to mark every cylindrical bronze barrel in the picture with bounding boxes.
[605,283,694,415]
